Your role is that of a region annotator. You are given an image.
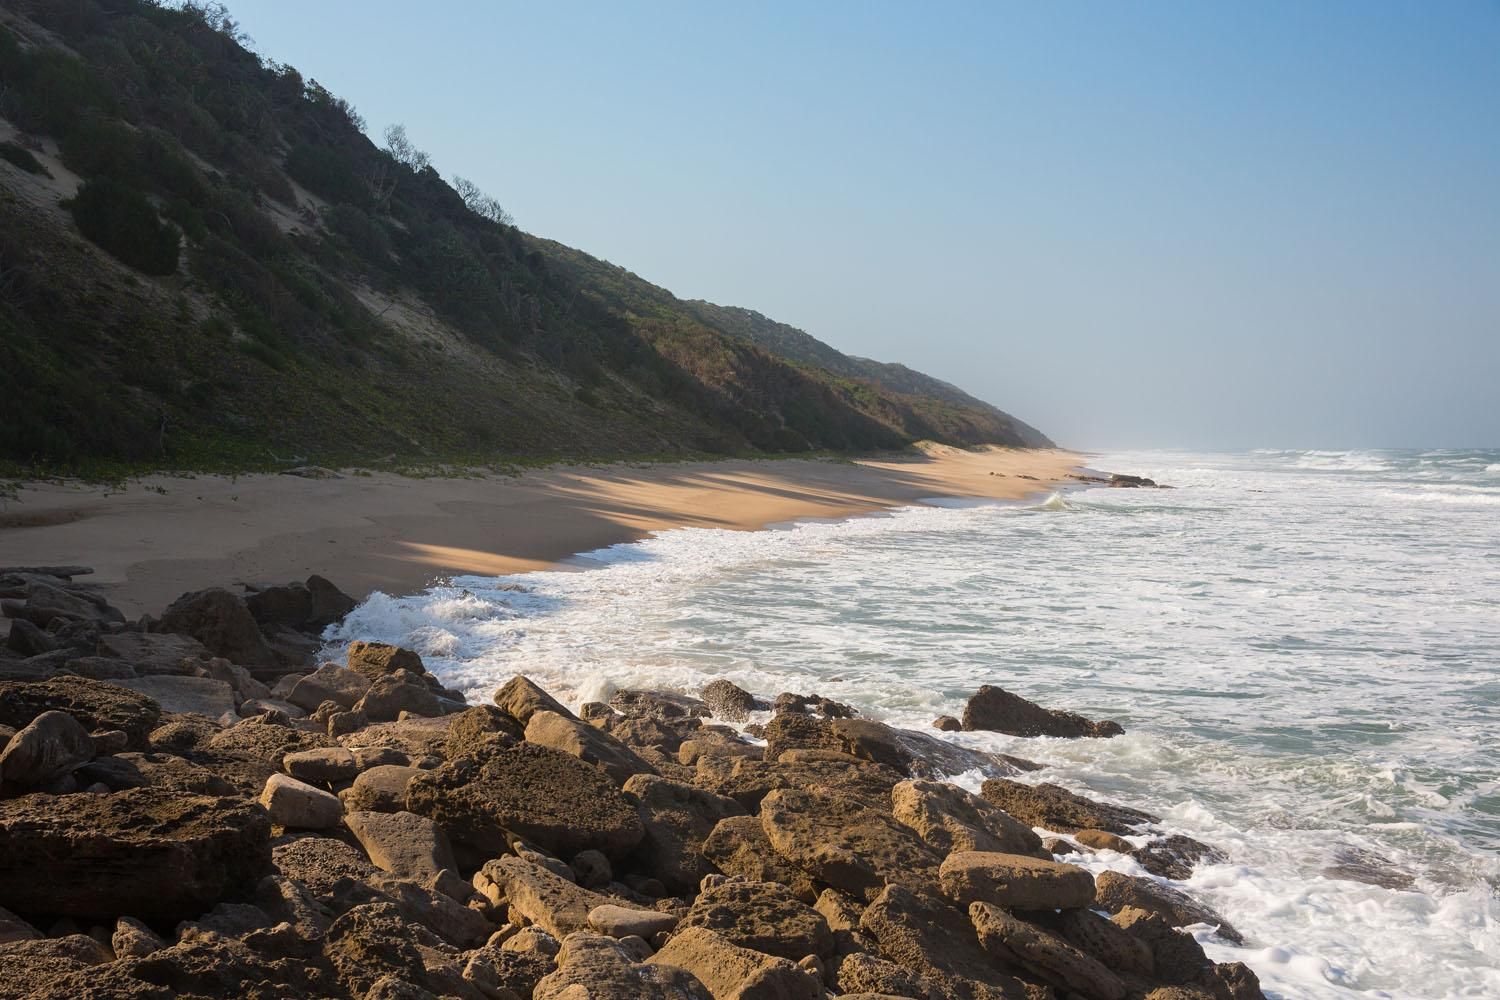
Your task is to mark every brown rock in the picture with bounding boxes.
[979,778,1157,834]
[288,664,371,712]
[939,851,1096,910]
[526,709,657,785]
[407,743,644,859]
[0,709,95,786]
[587,904,678,939]
[859,883,1033,998]
[961,684,1123,737]
[932,715,962,732]
[759,787,942,900]
[0,675,161,748]
[1076,828,1135,853]
[647,925,821,1000]
[476,856,650,939]
[344,810,457,883]
[117,675,236,718]
[355,670,446,722]
[272,835,380,894]
[890,778,1046,858]
[680,878,833,961]
[75,750,237,796]
[536,931,710,1000]
[445,704,524,759]
[623,773,745,894]
[493,674,573,724]
[1049,906,1154,977]
[702,816,820,902]
[347,640,427,681]
[701,679,762,722]
[261,772,344,829]
[341,763,422,812]
[95,631,212,673]
[1132,834,1227,880]
[1095,872,1243,944]
[283,746,360,784]
[0,787,270,921]
[970,901,1126,1000]
[158,587,276,668]
[322,900,474,999]
[832,951,940,999]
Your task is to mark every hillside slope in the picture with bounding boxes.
[0,0,1050,472]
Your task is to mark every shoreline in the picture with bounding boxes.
[0,445,1083,618]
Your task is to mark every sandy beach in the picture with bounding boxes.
[1,446,1082,618]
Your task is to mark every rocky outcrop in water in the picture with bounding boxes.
[0,566,1261,999]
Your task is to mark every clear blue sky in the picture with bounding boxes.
[230,1,1499,449]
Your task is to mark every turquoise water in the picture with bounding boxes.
[336,448,1500,999]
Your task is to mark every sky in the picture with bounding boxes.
[228,1,1500,450]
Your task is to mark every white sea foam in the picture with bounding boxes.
[332,447,1500,999]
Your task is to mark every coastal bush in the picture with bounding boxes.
[67,178,181,276]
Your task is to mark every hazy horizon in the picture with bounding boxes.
[230,1,1499,451]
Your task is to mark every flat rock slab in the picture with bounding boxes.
[679,878,832,961]
[118,676,236,718]
[0,787,270,921]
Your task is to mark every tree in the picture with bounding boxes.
[452,175,514,226]
[382,123,429,173]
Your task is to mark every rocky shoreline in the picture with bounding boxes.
[0,565,1261,1000]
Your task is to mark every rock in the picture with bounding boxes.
[493,674,574,724]
[537,931,710,1000]
[273,835,380,894]
[623,773,745,894]
[345,810,457,882]
[1051,907,1154,978]
[765,712,1022,781]
[979,778,1157,834]
[970,901,1126,1000]
[476,856,650,939]
[22,581,124,625]
[504,926,562,956]
[859,883,1033,999]
[571,849,612,890]
[95,631,212,673]
[890,778,1047,858]
[307,575,358,628]
[1076,828,1134,853]
[74,751,237,796]
[342,763,422,812]
[931,715,962,732]
[680,878,833,960]
[339,715,452,758]
[700,679,762,722]
[1111,907,1217,987]
[6,618,54,656]
[0,786,270,921]
[111,915,166,958]
[355,670,446,722]
[0,709,95,786]
[117,675,237,717]
[59,656,137,680]
[208,715,336,769]
[347,640,427,680]
[446,704,524,759]
[701,816,820,902]
[466,946,556,1000]
[407,743,644,859]
[283,745,359,784]
[1321,845,1414,890]
[0,904,41,945]
[0,675,161,748]
[760,787,942,901]
[588,904,677,939]
[1095,871,1243,944]
[647,925,821,1000]
[158,587,276,668]
[962,684,1123,738]
[525,709,655,785]
[261,772,345,829]
[245,581,314,628]
[288,664,372,711]
[773,691,855,718]
[322,901,473,999]
[832,951,939,999]
[693,754,905,812]
[1134,834,1228,879]
[939,850,1096,909]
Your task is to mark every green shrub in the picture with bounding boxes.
[0,141,48,176]
[67,178,181,275]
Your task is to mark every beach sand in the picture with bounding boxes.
[1,445,1082,617]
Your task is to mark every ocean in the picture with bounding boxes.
[332,448,1500,999]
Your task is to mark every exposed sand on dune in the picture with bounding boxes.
[1,446,1083,617]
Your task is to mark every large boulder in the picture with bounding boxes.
[890,778,1046,857]
[694,754,905,812]
[526,710,656,785]
[759,787,942,900]
[493,675,574,724]
[476,856,653,939]
[96,631,212,673]
[0,709,95,787]
[970,901,1127,1000]
[0,675,161,748]
[535,931,710,1000]
[938,851,1096,910]
[406,743,644,859]
[679,878,833,961]
[979,778,1156,834]
[322,901,475,999]
[344,810,458,883]
[646,926,821,1000]
[288,664,371,712]
[859,883,1034,998]
[158,587,277,668]
[700,679,762,722]
[341,764,422,813]
[701,816,820,902]
[346,641,427,682]
[962,684,1123,737]
[260,773,344,829]
[623,773,745,894]
[0,787,271,921]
